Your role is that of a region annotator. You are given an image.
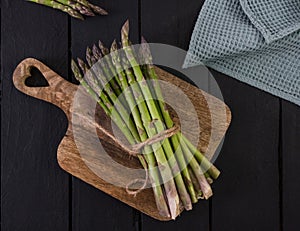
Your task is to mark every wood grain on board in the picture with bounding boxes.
[1,1,70,230]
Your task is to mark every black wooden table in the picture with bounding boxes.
[2,0,300,230]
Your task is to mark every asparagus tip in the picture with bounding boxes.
[86,46,92,56]
[111,39,118,52]
[86,46,92,55]
[77,58,87,73]
[70,11,85,20]
[77,57,83,65]
[139,36,152,64]
[88,3,108,15]
[121,20,130,44]
[92,44,102,60]
[71,59,83,82]
[98,40,104,48]
[141,36,147,44]
[98,40,110,55]
[71,59,79,74]
[79,5,95,17]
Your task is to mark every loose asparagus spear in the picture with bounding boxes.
[73,0,90,7]
[28,0,107,19]
[88,2,108,15]
[28,0,84,19]
[74,0,108,15]
[55,0,94,16]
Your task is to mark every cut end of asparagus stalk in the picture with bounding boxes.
[198,176,213,199]
[209,165,221,180]
[166,188,181,220]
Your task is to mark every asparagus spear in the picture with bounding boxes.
[183,136,220,179]
[73,0,108,15]
[28,0,84,19]
[98,40,110,55]
[88,2,108,15]
[28,0,107,19]
[73,0,90,7]
[55,0,94,16]
[188,167,203,199]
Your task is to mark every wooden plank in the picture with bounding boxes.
[70,0,140,230]
[140,0,204,50]
[282,101,300,230]
[1,0,70,230]
[210,70,281,230]
[141,0,211,229]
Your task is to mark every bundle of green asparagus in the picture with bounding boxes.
[28,0,107,20]
[71,20,220,219]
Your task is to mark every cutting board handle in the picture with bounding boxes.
[13,58,78,116]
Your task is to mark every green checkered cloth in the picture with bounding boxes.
[184,0,300,106]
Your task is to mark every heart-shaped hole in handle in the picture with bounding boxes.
[25,67,49,87]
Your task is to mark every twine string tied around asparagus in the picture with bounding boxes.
[95,119,180,157]
[130,124,180,155]
[125,124,180,196]
[94,119,180,195]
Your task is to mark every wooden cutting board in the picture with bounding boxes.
[13,58,231,221]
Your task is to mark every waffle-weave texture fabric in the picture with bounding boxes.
[184,0,300,106]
